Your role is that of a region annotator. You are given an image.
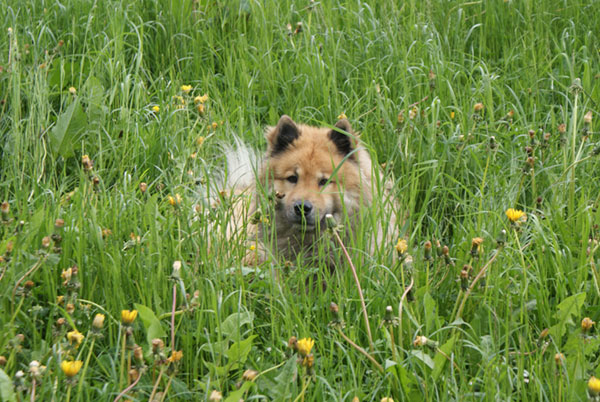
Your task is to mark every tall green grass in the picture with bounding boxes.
[1,0,599,400]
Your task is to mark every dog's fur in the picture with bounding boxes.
[222,115,396,266]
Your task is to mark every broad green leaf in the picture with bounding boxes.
[548,292,586,341]
[423,292,438,332]
[269,357,297,401]
[432,335,458,380]
[409,350,434,369]
[227,335,256,364]
[221,311,254,339]
[134,303,167,348]
[49,100,87,159]
[224,381,253,402]
[0,369,17,402]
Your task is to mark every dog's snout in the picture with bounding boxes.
[293,200,313,216]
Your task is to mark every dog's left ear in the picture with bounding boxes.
[329,119,355,156]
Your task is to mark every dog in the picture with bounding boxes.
[219,115,397,267]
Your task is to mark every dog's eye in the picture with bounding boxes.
[286,175,298,184]
[318,178,329,187]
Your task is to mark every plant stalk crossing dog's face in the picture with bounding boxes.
[263,115,361,231]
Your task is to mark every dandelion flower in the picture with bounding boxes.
[121,309,138,325]
[195,94,209,104]
[152,105,160,113]
[68,87,77,95]
[61,360,83,377]
[337,112,347,120]
[450,111,455,120]
[67,330,84,347]
[196,136,205,146]
[196,104,205,114]
[582,317,595,333]
[473,103,484,112]
[167,350,183,363]
[505,208,526,223]
[395,239,408,254]
[589,376,600,397]
[181,85,192,94]
[296,337,314,357]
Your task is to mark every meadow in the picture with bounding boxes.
[1,0,599,400]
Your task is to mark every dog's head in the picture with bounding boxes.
[261,115,369,230]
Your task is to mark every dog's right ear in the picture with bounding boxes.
[266,115,300,155]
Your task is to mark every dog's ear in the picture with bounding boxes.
[266,115,300,155]
[329,119,355,156]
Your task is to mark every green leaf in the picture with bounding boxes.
[0,369,17,402]
[548,292,586,341]
[134,303,167,348]
[227,335,256,364]
[409,350,434,369]
[423,292,438,332]
[269,357,298,401]
[432,335,458,380]
[224,381,253,402]
[49,100,87,159]
[221,311,254,339]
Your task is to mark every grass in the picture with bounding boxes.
[1,0,599,400]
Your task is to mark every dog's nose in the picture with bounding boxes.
[293,200,313,216]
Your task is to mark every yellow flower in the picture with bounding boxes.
[167,350,183,363]
[589,376,600,397]
[67,330,84,347]
[92,314,105,329]
[337,112,347,120]
[68,87,77,95]
[211,122,218,130]
[168,194,182,206]
[152,105,160,113]
[196,103,205,114]
[381,398,394,402]
[195,94,209,104]
[181,85,192,94]
[505,208,527,223]
[121,309,138,325]
[582,317,595,333]
[473,102,484,112]
[296,337,314,357]
[196,136,205,146]
[395,239,408,254]
[61,360,83,377]
[450,111,455,120]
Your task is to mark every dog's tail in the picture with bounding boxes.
[224,138,259,190]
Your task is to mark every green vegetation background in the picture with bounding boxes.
[0,0,599,400]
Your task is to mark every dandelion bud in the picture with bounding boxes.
[128,368,139,382]
[473,103,484,112]
[584,111,593,125]
[303,354,314,368]
[528,129,535,140]
[66,303,75,314]
[554,353,565,366]
[581,317,595,333]
[588,376,600,397]
[413,335,438,348]
[384,305,394,323]
[92,313,105,330]
[423,241,432,261]
[209,390,223,401]
[81,155,93,171]
[526,156,535,167]
[152,338,164,353]
[242,369,258,381]
[139,182,148,193]
[288,336,298,351]
[489,136,497,150]
[56,318,66,327]
[397,111,405,124]
[496,229,507,247]
[0,356,6,366]
[196,104,205,114]
[133,345,144,363]
[558,123,566,134]
[1,201,9,221]
[68,87,77,96]
[41,236,51,249]
[329,302,339,315]
[471,237,484,257]
[24,280,34,289]
[325,214,337,229]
